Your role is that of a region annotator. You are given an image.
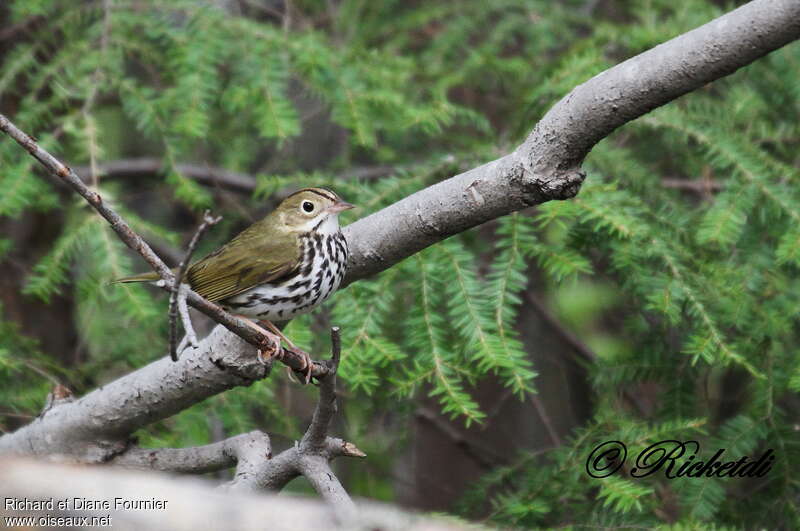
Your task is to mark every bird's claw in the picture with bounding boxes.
[256,331,282,365]
[285,345,314,385]
[241,316,312,383]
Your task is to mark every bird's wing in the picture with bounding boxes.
[186,219,301,303]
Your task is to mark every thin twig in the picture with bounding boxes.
[172,284,196,356]
[524,291,650,417]
[529,394,561,447]
[19,360,62,387]
[0,114,173,278]
[68,158,396,194]
[524,291,597,363]
[168,211,221,361]
[0,113,331,379]
[329,325,341,371]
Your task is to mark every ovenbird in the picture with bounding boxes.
[117,188,354,372]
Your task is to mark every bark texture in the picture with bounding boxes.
[342,0,800,282]
[0,0,798,503]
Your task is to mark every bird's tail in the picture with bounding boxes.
[112,271,162,284]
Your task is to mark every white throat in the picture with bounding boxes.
[310,214,340,235]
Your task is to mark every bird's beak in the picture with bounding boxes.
[328,200,355,213]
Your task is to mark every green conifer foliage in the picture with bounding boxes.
[1,0,798,526]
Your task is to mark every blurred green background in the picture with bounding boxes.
[2,0,799,527]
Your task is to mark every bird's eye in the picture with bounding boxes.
[302,201,315,213]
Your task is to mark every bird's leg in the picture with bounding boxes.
[234,315,282,364]
[258,319,313,384]
[257,320,296,349]
[279,345,314,385]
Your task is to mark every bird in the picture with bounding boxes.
[116,187,354,378]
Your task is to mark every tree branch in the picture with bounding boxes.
[302,327,341,450]
[341,0,800,283]
[0,0,797,487]
[76,157,258,194]
[1,325,365,518]
[0,324,365,515]
[70,158,395,194]
[0,325,266,460]
[169,211,221,361]
[0,117,174,280]
[0,113,333,382]
[112,431,271,475]
[299,455,357,522]
[0,459,466,531]
[221,327,364,522]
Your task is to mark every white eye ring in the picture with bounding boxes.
[302,201,315,213]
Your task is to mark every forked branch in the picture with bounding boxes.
[0,112,332,380]
[0,0,798,491]
[111,327,364,520]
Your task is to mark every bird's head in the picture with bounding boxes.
[277,188,354,234]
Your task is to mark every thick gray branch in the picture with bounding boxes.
[226,436,365,492]
[222,328,364,518]
[0,0,797,483]
[517,0,800,176]
[342,0,800,282]
[0,459,469,531]
[112,431,271,475]
[101,329,363,519]
[299,455,357,522]
[0,326,266,460]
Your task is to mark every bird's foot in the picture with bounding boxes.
[234,315,282,364]
[284,344,314,385]
[257,320,297,350]
[237,317,312,382]
[256,336,282,365]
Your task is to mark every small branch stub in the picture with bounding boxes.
[169,210,222,361]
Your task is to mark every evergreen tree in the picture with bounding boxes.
[1,0,798,527]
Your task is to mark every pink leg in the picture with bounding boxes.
[257,319,312,384]
[234,316,281,364]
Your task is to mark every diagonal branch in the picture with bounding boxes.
[0,0,798,477]
[0,113,332,381]
[341,0,800,284]
[0,325,365,517]
[0,116,174,280]
[0,325,266,460]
